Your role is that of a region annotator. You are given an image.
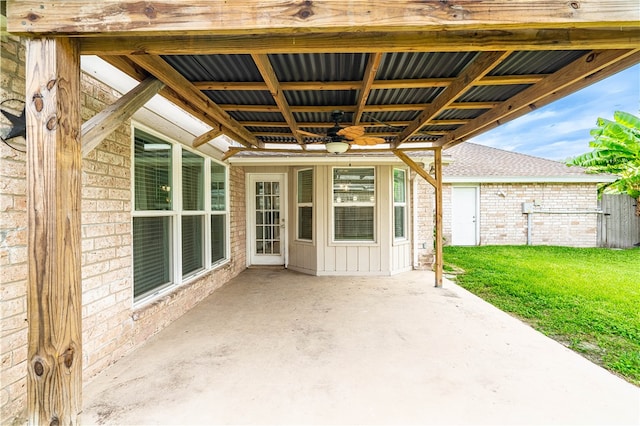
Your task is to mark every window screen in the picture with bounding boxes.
[297,169,313,241]
[393,169,406,239]
[333,167,375,241]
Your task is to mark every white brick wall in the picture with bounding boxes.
[1,36,247,424]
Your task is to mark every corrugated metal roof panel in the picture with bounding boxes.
[203,90,274,105]
[364,111,420,123]
[284,90,357,106]
[458,84,531,102]
[163,54,261,81]
[367,87,444,105]
[377,52,479,79]
[435,109,487,120]
[268,53,368,81]
[228,111,284,122]
[490,51,588,75]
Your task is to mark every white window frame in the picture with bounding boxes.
[296,168,314,242]
[131,124,230,306]
[393,168,408,242]
[210,159,230,266]
[331,166,376,243]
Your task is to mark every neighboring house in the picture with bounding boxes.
[439,142,613,248]
[0,23,625,424]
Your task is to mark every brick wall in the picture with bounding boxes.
[414,181,600,268]
[479,183,598,247]
[1,36,246,424]
[411,174,434,269]
[1,35,28,424]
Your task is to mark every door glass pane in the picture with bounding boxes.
[254,179,281,256]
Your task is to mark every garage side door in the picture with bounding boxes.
[451,186,478,246]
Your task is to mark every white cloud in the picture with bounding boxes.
[470,64,640,160]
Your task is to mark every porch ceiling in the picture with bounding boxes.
[7,1,640,157]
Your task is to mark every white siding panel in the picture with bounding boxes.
[347,246,359,272]
[335,246,347,271]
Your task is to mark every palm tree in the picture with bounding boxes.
[568,111,640,216]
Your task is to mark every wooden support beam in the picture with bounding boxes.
[99,55,256,149]
[434,147,444,287]
[78,28,640,56]
[242,119,468,128]
[353,53,382,124]
[440,49,639,149]
[219,102,498,113]
[126,54,262,148]
[395,51,511,147]
[251,54,305,146]
[192,75,545,91]
[26,37,82,424]
[81,76,164,156]
[443,50,640,144]
[221,147,243,161]
[9,1,639,35]
[193,125,223,148]
[393,150,437,188]
[393,149,443,286]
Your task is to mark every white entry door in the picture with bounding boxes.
[451,186,478,245]
[248,174,287,265]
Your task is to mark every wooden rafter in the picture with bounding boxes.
[219,102,499,113]
[99,55,254,148]
[9,1,639,35]
[193,125,223,148]
[442,50,640,144]
[81,76,164,155]
[252,131,446,138]
[125,54,262,148]
[251,54,304,146]
[440,48,640,149]
[353,53,383,125]
[395,51,512,148]
[242,120,468,128]
[192,75,546,91]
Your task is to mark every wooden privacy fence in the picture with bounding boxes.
[598,194,640,248]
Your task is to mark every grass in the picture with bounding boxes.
[443,245,640,386]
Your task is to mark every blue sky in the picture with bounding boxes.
[470,64,640,162]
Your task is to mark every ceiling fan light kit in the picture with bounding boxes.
[325,141,350,154]
[299,110,386,154]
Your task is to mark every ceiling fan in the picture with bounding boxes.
[297,110,386,153]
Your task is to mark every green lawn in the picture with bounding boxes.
[443,245,640,386]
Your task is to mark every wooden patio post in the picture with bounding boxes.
[26,37,82,425]
[434,147,444,287]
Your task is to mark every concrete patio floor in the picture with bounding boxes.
[82,268,640,425]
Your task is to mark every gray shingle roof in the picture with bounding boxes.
[443,142,613,182]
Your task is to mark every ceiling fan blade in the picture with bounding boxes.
[352,136,387,146]
[297,129,323,138]
[337,125,365,140]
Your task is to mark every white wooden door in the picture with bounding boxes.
[451,186,478,246]
[248,174,287,265]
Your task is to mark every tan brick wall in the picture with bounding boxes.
[1,36,246,424]
[479,183,599,247]
[1,35,28,423]
[412,174,434,269]
[415,181,600,268]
